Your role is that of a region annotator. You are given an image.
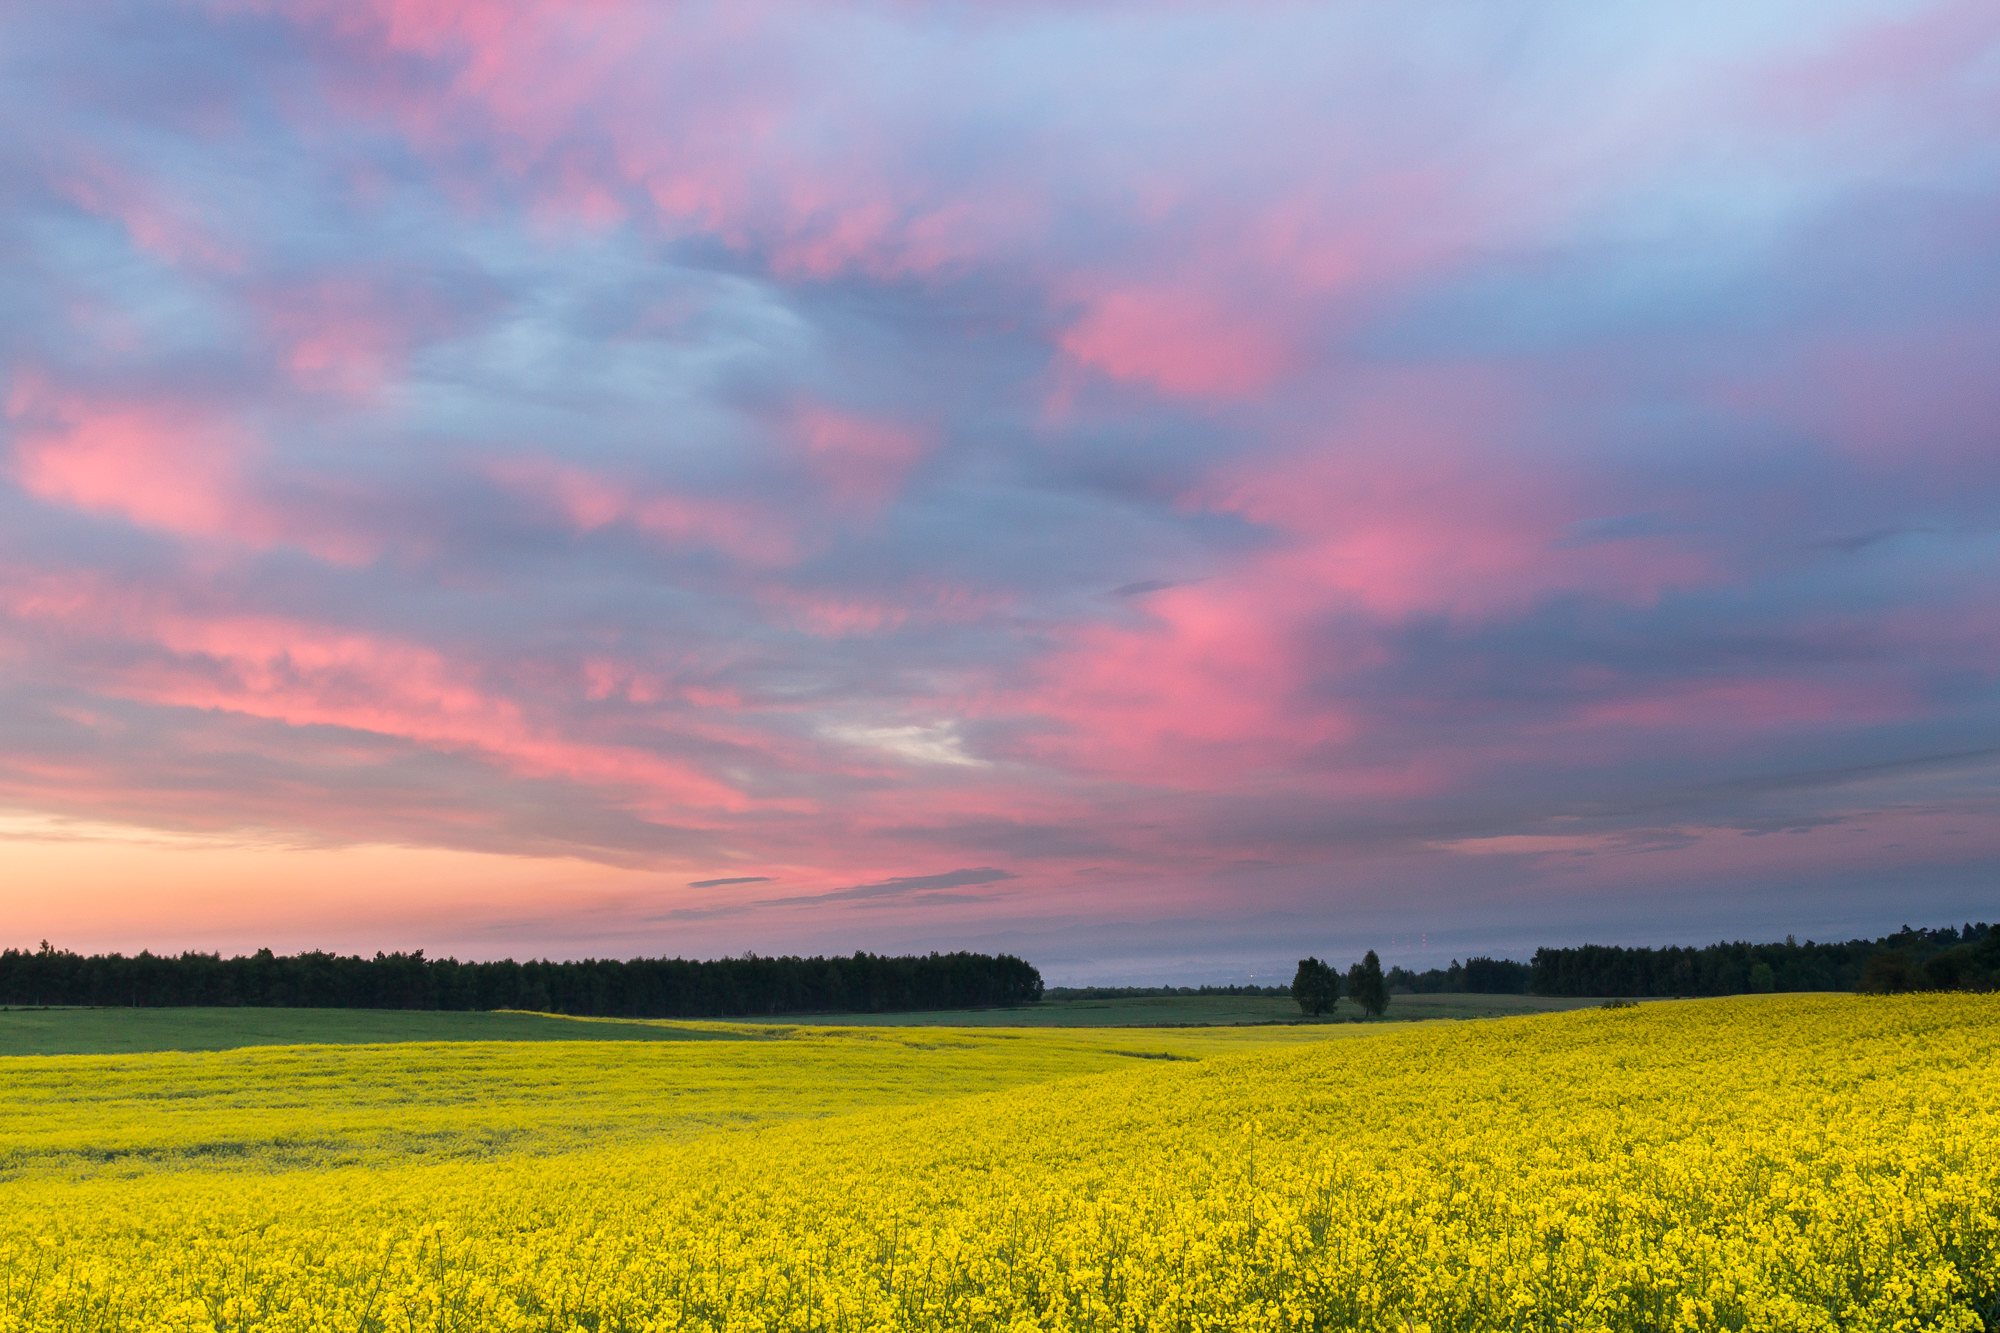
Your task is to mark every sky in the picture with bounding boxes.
[2,0,1997,982]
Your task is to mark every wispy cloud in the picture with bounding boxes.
[644,905,754,922]
[821,723,989,768]
[757,868,1019,908]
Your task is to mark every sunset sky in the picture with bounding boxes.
[2,0,1997,981]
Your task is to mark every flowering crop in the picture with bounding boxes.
[0,1022,1335,1174]
[3,994,1996,1331]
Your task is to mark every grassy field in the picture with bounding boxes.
[3,994,1994,1330]
[0,1005,738,1057]
[0,992,1615,1055]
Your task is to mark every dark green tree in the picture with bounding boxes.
[1289,957,1340,1016]
[1859,950,1914,994]
[1347,950,1389,1018]
[1919,951,1964,991]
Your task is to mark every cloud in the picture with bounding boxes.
[687,875,771,888]
[1551,513,1686,548]
[757,867,1018,907]
[1058,285,1295,400]
[644,905,753,922]
[821,723,988,768]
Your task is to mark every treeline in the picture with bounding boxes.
[1386,956,1531,995]
[0,945,1044,1017]
[1353,921,1999,1001]
[1528,922,1999,997]
[1045,984,1290,1000]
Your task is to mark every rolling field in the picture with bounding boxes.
[0,1023,1343,1175]
[3,994,1996,1330]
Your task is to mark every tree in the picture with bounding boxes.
[1919,951,1964,991]
[1290,957,1340,1016]
[1747,962,1775,994]
[1347,950,1389,1018]
[1859,950,1914,994]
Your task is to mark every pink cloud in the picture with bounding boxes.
[762,593,908,638]
[0,575,752,813]
[242,0,995,278]
[1574,677,1916,733]
[1011,579,1349,786]
[791,405,932,509]
[755,580,1004,638]
[580,658,663,704]
[996,372,1748,793]
[490,460,795,565]
[1718,320,2000,470]
[5,375,381,564]
[223,0,1597,418]
[1194,376,1715,618]
[252,277,431,399]
[1057,285,1295,400]
[1755,0,2000,129]
[7,375,254,536]
[53,156,247,272]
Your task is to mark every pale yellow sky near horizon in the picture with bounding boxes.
[0,810,658,956]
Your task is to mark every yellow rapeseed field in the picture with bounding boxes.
[2,994,1995,1331]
